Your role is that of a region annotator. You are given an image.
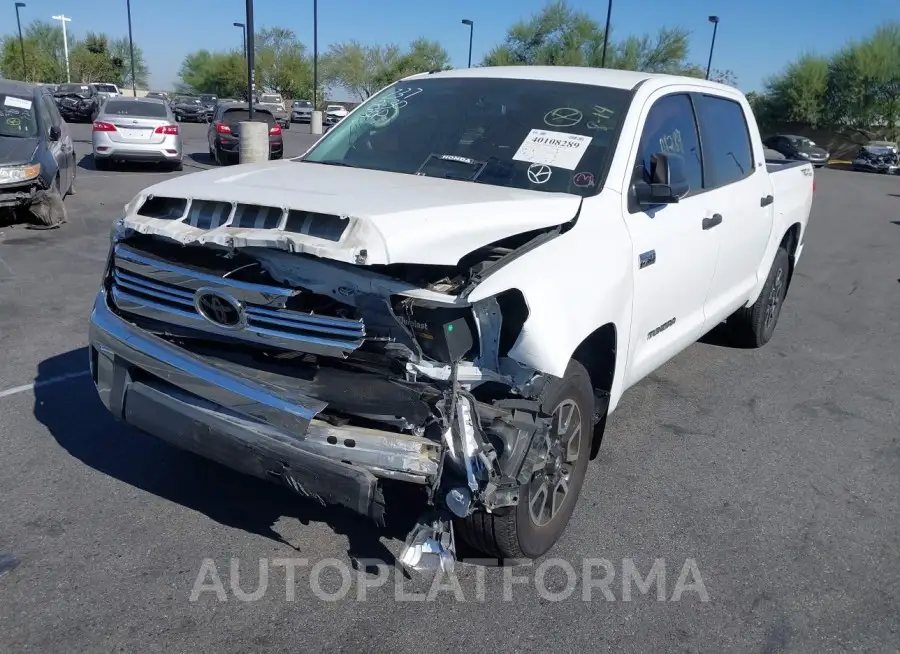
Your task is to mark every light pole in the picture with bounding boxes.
[126,0,137,96]
[705,15,719,80]
[600,0,612,67]
[233,22,246,60]
[14,2,26,82]
[461,19,473,68]
[244,0,254,117]
[313,0,318,109]
[52,13,71,83]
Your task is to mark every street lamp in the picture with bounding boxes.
[233,22,246,60]
[313,0,318,109]
[705,15,720,80]
[461,19,473,68]
[51,13,71,83]
[126,0,137,96]
[244,0,254,117]
[600,0,612,67]
[14,2,26,82]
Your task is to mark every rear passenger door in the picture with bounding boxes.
[692,93,773,324]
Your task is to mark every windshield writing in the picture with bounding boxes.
[0,94,38,138]
[302,77,630,196]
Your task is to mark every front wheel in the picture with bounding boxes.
[457,360,594,559]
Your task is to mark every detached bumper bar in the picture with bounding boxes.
[88,292,440,517]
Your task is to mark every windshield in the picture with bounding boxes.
[200,95,217,102]
[294,101,312,108]
[56,84,92,97]
[104,100,168,118]
[790,137,815,149]
[95,84,118,93]
[326,105,344,111]
[0,94,38,138]
[260,95,281,104]
[302,77,631,196]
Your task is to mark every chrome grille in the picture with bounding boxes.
[109,244,365,357]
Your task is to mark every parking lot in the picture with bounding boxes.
[0,122,898,651]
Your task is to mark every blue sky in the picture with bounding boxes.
[9,0,900,97]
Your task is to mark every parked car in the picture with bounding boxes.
[199,94,218,115]
[93,67,813,571]
[206,103,283,165]
[92,83,122,102]
[91,97,182,171]
[763,134,829,167]
[851,141,899,174]
[324,103,349,125]
[0,80,75,228]
[256,93,290,128]
[172,96,208,123]
[291,99,313,123]
[53,83,101,122]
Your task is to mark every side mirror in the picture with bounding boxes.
[48,125,61,141]
[633,152,690,205]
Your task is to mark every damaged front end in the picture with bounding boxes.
[96,210,568,572]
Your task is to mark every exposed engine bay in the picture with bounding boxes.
[104,216,584,572]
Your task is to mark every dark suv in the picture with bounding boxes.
[207,103,283,165]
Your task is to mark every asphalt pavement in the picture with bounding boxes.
[0,124,898,652]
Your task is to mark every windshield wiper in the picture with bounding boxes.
[302,159,356,168]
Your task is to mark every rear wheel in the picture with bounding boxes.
[457,360,594,559]
[728,247,790,347]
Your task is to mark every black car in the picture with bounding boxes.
[1,80,76,228]
[763,134,830,168]
[53,83,101,123]
[172,96,209,123]
[207,103,283,165]
[851,141,899,174]
[199,93,218,114]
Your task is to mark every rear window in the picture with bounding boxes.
[694,94,754,189]
[260,95,281,103]
[105,100,168,118]
[56,84,92,97]
[223,109,274,124]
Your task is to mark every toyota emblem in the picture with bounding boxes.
[194,288,245,329]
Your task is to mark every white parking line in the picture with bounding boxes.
[0,370,90,399]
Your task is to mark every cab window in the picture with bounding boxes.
[694,94,754,188]
[633,93,704,197]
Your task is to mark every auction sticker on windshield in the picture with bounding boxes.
[513,129,592,170]
[3,96,32,110]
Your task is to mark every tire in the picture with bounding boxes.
[728,247,790,348]
[213,147,224,166]
[67,153,76,196]
[457,359,595,559]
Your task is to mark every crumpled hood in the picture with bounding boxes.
[0,137,39,165]
[122,160,583,266]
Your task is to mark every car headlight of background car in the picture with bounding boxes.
[0,163,41,186]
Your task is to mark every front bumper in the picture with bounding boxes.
[89,291,441,518]
[0,179,44,209]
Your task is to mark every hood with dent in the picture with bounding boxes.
[123,160,582,266]
[0,137,39,165]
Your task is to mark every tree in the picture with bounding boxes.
[254,27,313,98]
[0,21,148,87]
[178,49,247,98]
[482,1,705,76]
[0,20,67,82]
[321,39,449,102]
[764,55,830,127]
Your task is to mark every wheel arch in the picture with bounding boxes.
[780,222,802,292]
[570,322,617,460]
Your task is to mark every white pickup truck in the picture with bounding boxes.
[90,66,813,571]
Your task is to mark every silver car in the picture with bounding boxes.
[92,97,183,171]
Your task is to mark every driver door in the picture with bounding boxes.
[622,92,720,387]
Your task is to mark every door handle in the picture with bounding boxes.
[760,194,774,207]
[702,214,723,230]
